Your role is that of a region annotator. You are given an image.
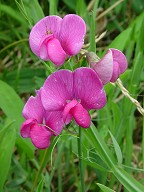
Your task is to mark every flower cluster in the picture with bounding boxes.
[20,14,128,149]
[21,68,106,148]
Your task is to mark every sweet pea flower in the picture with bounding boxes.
[20,91,64,149]
[86,48,128,84]
[29,14,86,66]
[41,67,106,128]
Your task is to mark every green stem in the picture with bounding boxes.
[31,148,49,192]
[49,0,57,15]
[142,99,144,168]
[89,0,99,52]
[77,127,85,192]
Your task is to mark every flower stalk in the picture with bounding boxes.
[78,127,85,192]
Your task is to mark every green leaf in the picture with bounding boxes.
[131,52,144,86]
[0,4,26,24]
[82,123,116,168]
[109,131,123,165]
[16,137,34,159]
[82,158,108,172]
[0,80,24,131]
[49,0,57,15]
[36,177,44,192]
[112,166,144,192]
[0,80,34,156]
[108,27,131,51]
[76,0,87,17]
[89,0,99,52]
[83,123,144,191]
[62,0,77,11]
[135,15,144,55]
[97,183,115,192]
[0,122,16,191]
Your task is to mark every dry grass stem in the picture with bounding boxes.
[116,78,144,116]
[96,0,124,21]
[83,31,107,49]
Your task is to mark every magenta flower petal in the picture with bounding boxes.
[110,61,121,82]
[39,34,53,48]
[63,100,78,122]
[71,103,91,128]
[29,16,62,58]
[20,119,36,138]
[93,50,113,84]
[39,43,49,60]
[110,48,128,74]
[63,100,91,128]
[65,114,73,125]
[39,34,53,60]
[59,14,86,55]
[47,38,67,66]
[41,70,73,111]
[30,124,52,149]
[73,67,106,110]
[22,91,44,123]
[45,111,64,135]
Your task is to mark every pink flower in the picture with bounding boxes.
[41,67,106,128]
[29,14,86,66]
[87,49,128,84]
[20,91,64,149]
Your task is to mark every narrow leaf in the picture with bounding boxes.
[109,131,123,165]
[97,183,115,192]
[0,123,16,190]
[36,177,44,192]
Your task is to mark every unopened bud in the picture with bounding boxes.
[86,52,100,68]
